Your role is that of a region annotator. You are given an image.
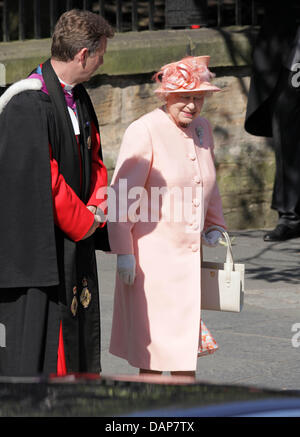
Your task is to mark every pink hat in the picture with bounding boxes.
[154,56,221,94]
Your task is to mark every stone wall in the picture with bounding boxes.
[0,27,277,229]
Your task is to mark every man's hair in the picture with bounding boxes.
[51,9,114,61]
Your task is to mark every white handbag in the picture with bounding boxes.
[201,226,245,312]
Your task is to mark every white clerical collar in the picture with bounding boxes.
[58,77,74,93]
[57,77,79,135]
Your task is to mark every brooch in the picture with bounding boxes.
[195,126,204,145]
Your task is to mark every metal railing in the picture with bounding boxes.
[0,0,264,42]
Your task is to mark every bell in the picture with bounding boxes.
[80,287,91,308]
[71,296,78,316]
[87,136,92,149]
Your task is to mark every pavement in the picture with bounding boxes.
[96,229,300,392]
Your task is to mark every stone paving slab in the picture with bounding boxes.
[96,229,300,391]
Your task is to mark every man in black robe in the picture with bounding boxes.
[0,9,113,376]
[245,2,300,241]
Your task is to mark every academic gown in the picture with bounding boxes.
[245,3,300,219]
[0,63,109,376]
[245,3,300,137]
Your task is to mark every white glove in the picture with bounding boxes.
[202,229,222,247]
[117,254,136,285]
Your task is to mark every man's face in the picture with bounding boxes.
[80,36,107,82]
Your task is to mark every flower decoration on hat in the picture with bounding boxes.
[154,56,221,94]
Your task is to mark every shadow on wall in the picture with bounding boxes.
[212,26,258,98]
[213,138,276,230]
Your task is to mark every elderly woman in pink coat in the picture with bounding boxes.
[107,56,226,378]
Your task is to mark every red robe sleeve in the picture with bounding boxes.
[86,122,108,226]
[49,145,94,242]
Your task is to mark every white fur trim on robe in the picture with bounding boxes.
[0,78,42,114]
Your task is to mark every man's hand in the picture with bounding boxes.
[86,205,97,214]
[82,211,101,240]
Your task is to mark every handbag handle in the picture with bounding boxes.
[203,225,234,263]
[202,225,234,285]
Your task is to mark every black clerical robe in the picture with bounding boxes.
[0,60,109,376]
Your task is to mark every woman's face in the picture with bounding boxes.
[165,92,205,127]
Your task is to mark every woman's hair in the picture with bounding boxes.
[51,9,114,61]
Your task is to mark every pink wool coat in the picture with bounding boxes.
[107,107,226,371]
